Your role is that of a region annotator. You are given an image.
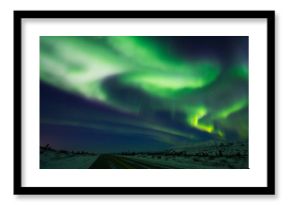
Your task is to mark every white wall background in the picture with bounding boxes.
[0,0,287,204]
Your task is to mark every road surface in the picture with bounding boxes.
[89,154,178,169]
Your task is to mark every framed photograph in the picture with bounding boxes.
[14,10,275,195]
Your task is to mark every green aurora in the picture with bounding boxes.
[40,36,248,150]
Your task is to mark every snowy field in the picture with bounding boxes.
[121,154,248,169]
[119,141,249,169]
[40,141,248,169]
[40,148,98,169]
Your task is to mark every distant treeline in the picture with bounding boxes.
[40,144,97,156]
[118,142,248,158]
[40,141,248,158]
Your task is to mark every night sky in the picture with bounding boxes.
[40,36,248,153]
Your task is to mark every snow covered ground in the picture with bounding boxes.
[121,154,248,169]
[120,141,249,169]
[40,148,98,169]
[40,141,248,169]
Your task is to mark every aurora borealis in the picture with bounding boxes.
[40,36,248,153]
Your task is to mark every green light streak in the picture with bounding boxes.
[215,98,248,119]
[187,106,215,133]
[121,62,220,97]
[107,36,174,71]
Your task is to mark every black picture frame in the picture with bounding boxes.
[14,10,275,195]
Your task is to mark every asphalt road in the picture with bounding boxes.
[89,154,177,169]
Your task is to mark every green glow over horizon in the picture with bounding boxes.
[40,36,249,144]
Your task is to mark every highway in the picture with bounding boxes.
[89,154,178,169]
